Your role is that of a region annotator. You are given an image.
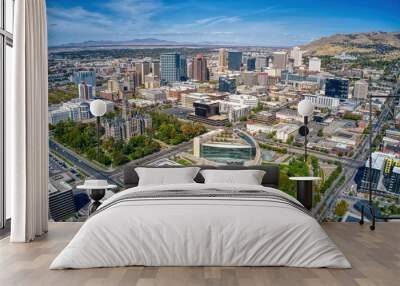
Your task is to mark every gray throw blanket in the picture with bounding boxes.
[92,189,311,217]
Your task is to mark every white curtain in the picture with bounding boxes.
[7,0,49,242]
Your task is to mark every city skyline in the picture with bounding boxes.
[47,0,400,46]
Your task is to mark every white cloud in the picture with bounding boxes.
[47,1,389,46]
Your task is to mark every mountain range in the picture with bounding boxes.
[54,38,184,47]
[302,31,400,59]
[53,32,400,60]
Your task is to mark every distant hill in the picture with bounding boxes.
[53,38,186,48]
[302,31,400,60]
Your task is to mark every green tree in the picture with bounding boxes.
[239,115,248,122]
[335,200,349,217]
[286,135,294,145]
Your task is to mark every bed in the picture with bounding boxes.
[50,165,351,269]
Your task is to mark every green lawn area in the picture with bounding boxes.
[264,157,310,198]
[50,120,160,167]
[150,112,207,145]
[48,84,78,105]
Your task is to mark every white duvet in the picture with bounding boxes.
[50,183,351,269]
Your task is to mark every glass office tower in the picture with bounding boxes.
[160,52,182,85]
[228,51,242,71]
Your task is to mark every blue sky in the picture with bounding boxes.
[47,0,400,46]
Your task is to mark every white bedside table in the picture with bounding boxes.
[77,180,117,214]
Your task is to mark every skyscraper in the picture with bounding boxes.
[228,51,242,71]
[219,77,236,93]
[78,82,94,100]
[136,61,151,85]
[247,57,256,71]
[72,71,96,87]
[151,61,160,77]
[309,57,321,72]
[192,54,209,81]
[290,47,303,67]
[272,51,288,69]
[325,78,349,99]
[187,58,193,79]
[354,80,369,99]
[218,48,227,72]
[160,53,181,85]
[180,56,187,81]
[255,56,267,70]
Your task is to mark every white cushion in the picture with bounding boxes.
[200,169,266,185]
[136,167,201,186]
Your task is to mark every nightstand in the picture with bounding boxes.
[77,180,117,214]
[289,177,321,210]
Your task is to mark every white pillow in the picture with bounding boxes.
[200,169,266,185]
[135,167,200,186]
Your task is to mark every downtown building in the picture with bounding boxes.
[359,152,400,195]
[308,57,321,72]
[325,78,349,99]
[228,51,242,71]
[353,80,369,99]
[246,57,256,71]
[272,51,288,69]
[103,114,152,142]
[305,94,340,109]
[160,53,186,85]
[218,77,236,93]
[218,48,227,72]
[191,54,209,81]
[290,47,303,67]
[49,99,114,125]
[71,70,97,86]
[78,82,95,100]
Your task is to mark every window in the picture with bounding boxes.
[1,0,14,229]
[46,1,399,224]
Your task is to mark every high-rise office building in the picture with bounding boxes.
[219,77,236,93]
[272,51,288,69]
[290,47,303,67]
[180,56,187,81]
[309,57,321,72]
[325,78,349,99]
[78,82,94,100]
[387,167,400,194]
[72,71,96,87]
[354,80,369,99]
[228,51,242,71]
[136,61,151,85]
[218,48,227,72]
[107,79,120,93]
[48,188,76,222]
[151,60,160,77]
[256,56,267,70]
[247,57,256,71]
[192,54,209,81]
[160,53,181,85]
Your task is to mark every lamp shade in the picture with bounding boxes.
[90,100,107,117]
[298,99,314,117]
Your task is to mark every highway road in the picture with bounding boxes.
[108,140,193,183]
[49,140,123,186]
[316,83,399,221]
[49,138,193,187]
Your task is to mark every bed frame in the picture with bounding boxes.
[123,165,280,189]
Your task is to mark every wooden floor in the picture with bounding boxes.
[0,222,399,286]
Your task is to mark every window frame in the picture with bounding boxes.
[0,0,13,230]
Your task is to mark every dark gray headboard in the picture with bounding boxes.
[123,165,280,189]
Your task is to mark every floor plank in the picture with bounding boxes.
[0,222,399,286]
